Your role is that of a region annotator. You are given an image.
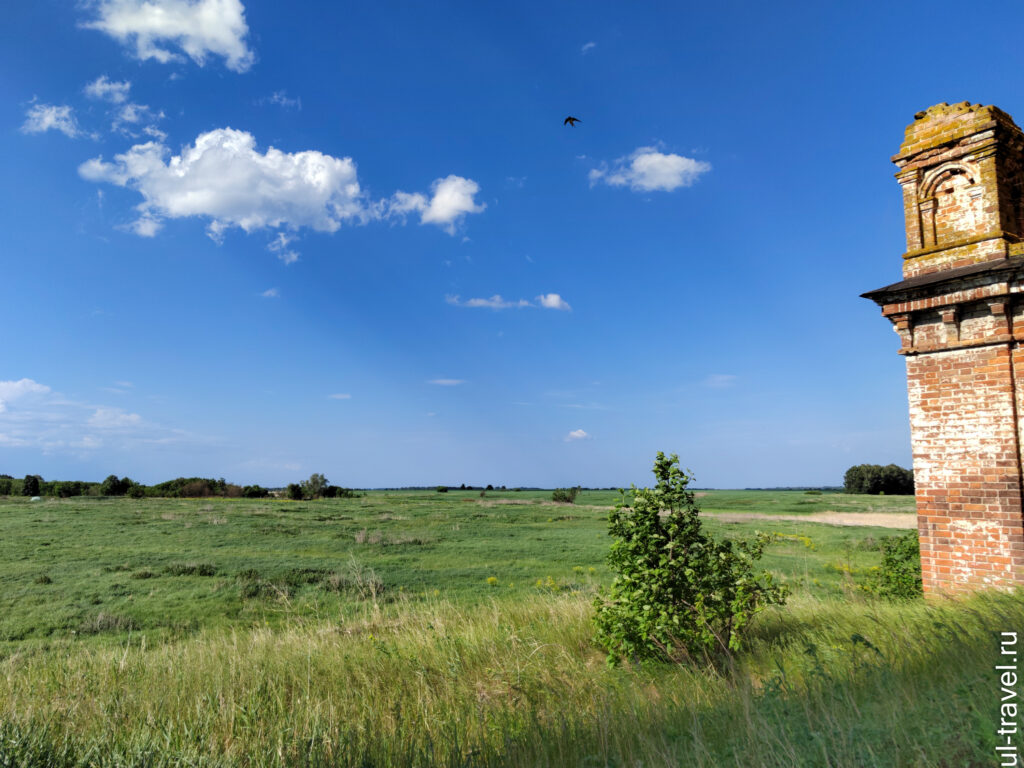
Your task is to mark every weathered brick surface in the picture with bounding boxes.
[867,102,1024,594]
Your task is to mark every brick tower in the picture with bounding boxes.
[864,102,1024,594]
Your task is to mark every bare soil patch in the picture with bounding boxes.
[707,511,916,529]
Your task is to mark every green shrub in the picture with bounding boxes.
[860,530,923,599]
[552,486,580,504]
[593,452,787,666]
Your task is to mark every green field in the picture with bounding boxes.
[2,489,1019,767]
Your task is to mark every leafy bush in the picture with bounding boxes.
[552,486,580,504]
[593,452,787,666]
[286,483,303,501]
[0,478,12,495]
[242,484,269,498]
[860,530,923,599]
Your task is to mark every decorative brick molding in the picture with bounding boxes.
[864,102,1024,594]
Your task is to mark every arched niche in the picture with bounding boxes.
[918,162,981,247]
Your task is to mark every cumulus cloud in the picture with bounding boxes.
[428,379,465,386]
[260,287,279,297]
[446,294,531,310]
[84,75,132,103]
[328,393,351,400]
[589,147,710,192]
[536,293,571,311]
[21,104,84,138]
[82,0,255,73]
[79,128,367,239]
[388,175,486,234]
[80,129,486,244]
[565,428,590,441]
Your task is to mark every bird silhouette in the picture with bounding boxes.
[563,116,581,127]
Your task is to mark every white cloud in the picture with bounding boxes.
[80,128,367,240]
[565,429,590,441]
[581,41,596,53]
[0,379,51,413]
[260,90,301,109]
[446,294,531,310]
[88,407,143,428]
[84,75,132,103]
[590,147,711,192]
[21,104,83,138]
[704,374,738,389]
[388,175,485,234]
[267,232,300,264]
[260,287,279,298]
[328,393,351,400]
[445,293,571,311]
[81,129,485,242]
[82,0,255,73]
[536,293,571,311]
[0,378,192,453]
[428,379,465,386]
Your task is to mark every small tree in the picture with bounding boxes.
[286,483,303,501]
[593,452,787,666]
[302,473,328,499]
[552,486,580,503]
[22,475,41,496]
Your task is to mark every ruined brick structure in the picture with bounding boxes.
[864,102,1024,593]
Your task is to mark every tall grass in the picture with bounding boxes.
[2,589,1022,767]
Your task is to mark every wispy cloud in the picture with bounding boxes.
[259,90,301,109]
[260,287,279,298]
[446,294,531,310]
[565,428,591,441]
[21,103,86,138]
[590,146,711,192]
[703,374,738,389]
[581,41,597,53]
[0,377,197,453]
[428,379,465,386]
[446,292,572,311]
[84,75,131,103]
[328,393,351,400]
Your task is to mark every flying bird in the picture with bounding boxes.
[563,116,581,127]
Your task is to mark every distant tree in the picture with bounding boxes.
[552,486,581,504]
[436,485,448,493]
[242,485,269,499]
[844,464,914,495]
[286,483,303,501]
[460,483,466,490]
[302,473,328,499]
[0,478,12,495]
[486,484,494,491]
[100,475,132,496]
[128,484,146,499]
[22,475,41,496]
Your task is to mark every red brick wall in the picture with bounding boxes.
[906,340,1024,592]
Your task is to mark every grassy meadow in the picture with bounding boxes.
[2,488,1019,766]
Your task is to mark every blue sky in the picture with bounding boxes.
[3,0,1023,488]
